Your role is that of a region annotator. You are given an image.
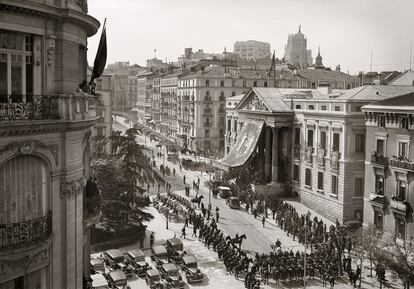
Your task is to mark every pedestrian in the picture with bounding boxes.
[183,175,186,184]
[150,232,154,247]
[216,211,219,223]
[173,168,175,176]
[184,216,188,227]
[329,274,335,289]
[157,183,160,193]
[180,226,186,239]
[192,226,197,237]
[262,216,266,227]
[197,177,200,185]
[245,202,249,213]
[253,208,257,219]
[356,266,361,287]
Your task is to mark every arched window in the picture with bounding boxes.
[0,155,49,224]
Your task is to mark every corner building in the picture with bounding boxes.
[363,93,414,241]
[0,1,100,288]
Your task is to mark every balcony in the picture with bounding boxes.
[317,148,325,166]
[0,94,97,123]
[204,96,212,102]
[203,108,212,114]
[293,145,301,160]
[0,212,52,250]
[331,151,340,170]
[390,197,409,216]
[371,152,388,167]
[369,192,386,208]
[304,146,313,163]
[389,156,414,172]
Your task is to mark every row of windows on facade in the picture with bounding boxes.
[375,138,409,158]
[179,79,268,88]
[294,128,365,153]
[293,166,345,197]
[179,90,238,99]
[376,114,410,129]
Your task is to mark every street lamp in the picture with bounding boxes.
[166,210,169,229]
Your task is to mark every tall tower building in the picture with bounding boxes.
[284,25,313,68]
[0,1,100,288]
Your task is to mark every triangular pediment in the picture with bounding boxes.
[236,89,271,112]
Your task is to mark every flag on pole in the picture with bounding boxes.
[90,19,107,83]
[268,50,276,76]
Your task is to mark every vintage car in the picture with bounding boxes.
[166,238,184,263]
[125,249,149,277]
[151,245,169,267]
[159,263,185,289]
[90,258,106,275]
[218,186,231,199]
[226,196,240,209]
[145,269,162,289]
[181,255,204,283]
[104,249,134,279]
[89,273,109,289]
[107,270,130,289]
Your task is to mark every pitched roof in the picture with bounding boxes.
[389,70,414,86]
[335,85,414,101]
[363,92,414,110]
[296,69,358,82]
[250,87,292,112]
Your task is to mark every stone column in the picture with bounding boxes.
[271,127,281,183]
[264,126,272,178]
[257,131,265,174]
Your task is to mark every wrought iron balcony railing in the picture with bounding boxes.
[389,156,414,172]
[0,212,52,250]
[390,198,408,215]
[371,152,388,166]
[0,93,97,122]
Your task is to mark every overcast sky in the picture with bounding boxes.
[87,0,414,74]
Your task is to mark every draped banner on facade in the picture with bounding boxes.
[218,120,264,170]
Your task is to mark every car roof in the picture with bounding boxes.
[106,249,123,258]
[152,245,167,254]
[167,238,183,247]
[162,263,178,272]
[218,186,230,190]
[128,249,144,258]
[90,274,108,286]
[109,270,126,281]
[147,269,160,277]
[182,255,197,264]
[90,258,104,265]
[230,196,239,200]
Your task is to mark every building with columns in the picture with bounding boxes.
[0,1,100,288]
[220,85,414,223]
[362,93,414,241]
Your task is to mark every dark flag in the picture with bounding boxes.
[90,19,107,83]
[268,50,276,76]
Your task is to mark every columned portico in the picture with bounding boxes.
[271,127,281,183]
[264,126,272,177]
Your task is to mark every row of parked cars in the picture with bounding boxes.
[89,248,149,289]
[88,238,205,289]
[147,238,204,289]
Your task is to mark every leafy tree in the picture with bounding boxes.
[91,128,155,224]
[378,235,414,289]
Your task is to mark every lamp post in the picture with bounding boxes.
[166,210,169,229]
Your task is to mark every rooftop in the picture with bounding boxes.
[389,70,414,86]
[295,68,358,83]
[335,85,414,101]
[363,92,414,111]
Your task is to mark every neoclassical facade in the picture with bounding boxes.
[221,85,414,224]
[0,1,100,288]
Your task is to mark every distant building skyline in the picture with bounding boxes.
[87,0,414,75]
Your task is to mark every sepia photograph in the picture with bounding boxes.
[0,0,413,288]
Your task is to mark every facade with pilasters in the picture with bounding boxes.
[223,85,414,224]
[0,1,100,288]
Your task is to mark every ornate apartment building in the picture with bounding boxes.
[160,71,182,138]
[0,1,100,288]
[363,93,414,241]
[221,85,414,224]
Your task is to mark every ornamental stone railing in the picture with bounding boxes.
[293,145,300,160]
[304,146,313,163]
[0,212,52,250]
[317,148,325,166]
[331,151,340,170]
[0,93,97,122]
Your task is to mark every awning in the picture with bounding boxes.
[218,120,264,169]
